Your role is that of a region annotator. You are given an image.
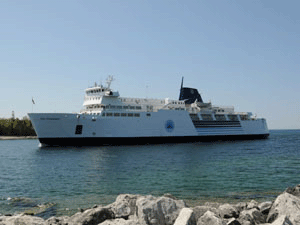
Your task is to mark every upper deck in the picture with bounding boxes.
[80,76,256,121]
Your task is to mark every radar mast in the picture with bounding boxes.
[106,75,114,89]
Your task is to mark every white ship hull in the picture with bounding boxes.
[28,111,269,146]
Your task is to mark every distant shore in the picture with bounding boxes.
[0,136,37,140]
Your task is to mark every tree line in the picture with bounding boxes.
[0,118,36,136]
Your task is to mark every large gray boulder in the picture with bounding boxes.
[226,218,241,225]
[267,192,300,224]
[285,184,300,198]
[173,208,195,225]
[45,216,70,225]
[197,211,226,225]
[0,214,45,225]
[234,202,247,214]
[246,200,259,210]
[218,203,239,219]
[192,205,218,222]
[270,215,293,225]
[258,201,273,215]
[238,208,265,225]
[100,218,140,225]
[108,194,141,219]
[67,206,115,225]
[135,195,186,225]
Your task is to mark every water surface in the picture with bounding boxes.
[0,130,299,216]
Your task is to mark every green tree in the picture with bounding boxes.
[0,118,36,136]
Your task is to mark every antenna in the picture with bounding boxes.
[106,75,114,89]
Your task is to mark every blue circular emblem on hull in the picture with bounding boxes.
[165,120,175,132]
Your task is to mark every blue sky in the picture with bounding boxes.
[0,0,299,129]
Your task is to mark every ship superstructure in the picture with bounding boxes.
[29,76,269,146]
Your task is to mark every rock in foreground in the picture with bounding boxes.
[1,184,300,225]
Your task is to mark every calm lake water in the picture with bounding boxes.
[1,129,300,216]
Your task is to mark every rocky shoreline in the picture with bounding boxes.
[1,184,300,225]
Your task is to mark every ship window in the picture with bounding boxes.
[215,114,226,121]
[136,106,142,110]
[134,113,140,117]
[240,115,248,120]
[201,114,213,121]
[102,113,105,117]
[106,113,113,117]
[228,114,239,121]
[130,106,135,109]
[110,105,116,109]
[146,113,151,117]
[147,105,153,111]
[75,125,83,135]
[123,106,129,109]
[128,113,133,117]
[117,106,122,109]
[121,113,127,117]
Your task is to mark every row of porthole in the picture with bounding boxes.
[86,105,143,110]
[102,112,140,117]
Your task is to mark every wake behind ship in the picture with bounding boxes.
[28,76,269,146]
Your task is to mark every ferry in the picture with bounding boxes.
[28,76,269,146]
